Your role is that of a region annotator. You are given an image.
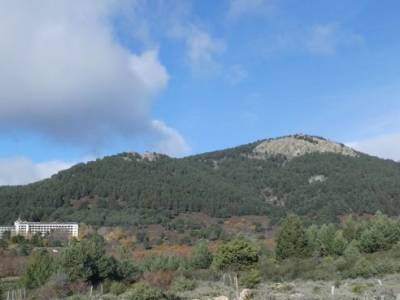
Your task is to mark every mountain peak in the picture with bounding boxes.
[252,134,358,160]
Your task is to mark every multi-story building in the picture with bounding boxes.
[0,219,79,238]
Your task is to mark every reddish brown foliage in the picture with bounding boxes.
[0,255,28,277]
[143,271,175,289]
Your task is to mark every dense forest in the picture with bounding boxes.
[1,135,400,225]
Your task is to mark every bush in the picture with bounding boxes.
[351,283,368,295]
[190,240,213,269]
[61,235,123,283]
[276,215,308,260]
[22,250,55,289]
[140,256,187,273]
[212,239,259,272]
[109,281,127,295]
[391,241,400,258]
[127,283,180,300]
[374,259,394,274]
[348,257,376,278]
[143,271,174,289]
[343,240,361,262]
[239,269,261,289]
[171,276,197,292]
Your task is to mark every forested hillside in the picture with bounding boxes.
[1,135,400,225]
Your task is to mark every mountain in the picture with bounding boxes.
[1,134,400,225]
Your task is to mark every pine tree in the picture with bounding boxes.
[275,215,308,260]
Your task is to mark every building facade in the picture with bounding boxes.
[0,219,79,238]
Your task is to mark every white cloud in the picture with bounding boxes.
[0,0,187,152]
[185,28,225,73]
[348,133,400,161]
[228,0,274,19]
[168,22,225,75]
[0,157,73,186]
[306,24,364,55]
[150,120,190,157]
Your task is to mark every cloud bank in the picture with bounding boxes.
[0,157,73,186]
[0,0,188,156]
[348,133,400,162]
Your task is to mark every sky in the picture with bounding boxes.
[1,0,400,185]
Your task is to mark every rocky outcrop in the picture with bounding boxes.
[252,134,357,160]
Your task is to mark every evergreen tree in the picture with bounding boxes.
[22,250,54,289]
[275,215,308,260]
[317,224,336,256]
[212,239,259,272]
[332,230,348,256]
[191,240,213,269]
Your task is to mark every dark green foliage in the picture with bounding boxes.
[358,212,400,253]
[60,234,131,284]
[0,238,6,249]
[212,238,259,272]
[276,215,308,260]
[239,268,261,288]
[22,250,55,289]
[190,240,213,269]
[109,281,127,295]
[347,257,377,278]
[1,136,400,226]
[171,276,197,292]
[140,255,188,273]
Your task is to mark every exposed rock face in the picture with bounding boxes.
[122,151,167,162]
[308,175,327,184]
[140,151,164,161]
[252,134,357,160]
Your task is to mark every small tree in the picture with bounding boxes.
[212,239,259,272]
[332,230,348,256]
[61,234,116,283]
[191,240,213,269]
[275,215,308,260]
[22,250,55,289]
[343,240,361,262]
[317,224,336,256]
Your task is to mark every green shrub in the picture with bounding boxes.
[343,240,361,262]
[391,241,400,258]
[127,283,180,300]
[140,255,187,273]
[348,257,376,278]
[276,215,308,260]
[351,283,368,294]
[239,269,261,289]
[212,239,259,272]
[190,240,213,269]
[171,276,197,292]
[334,257,348,272]
[22,250,55,289]
[374,259,394,274]
[109,281,127,295]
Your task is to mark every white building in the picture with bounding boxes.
[0,219,79,238]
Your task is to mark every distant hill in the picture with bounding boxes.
[1,134,400,225]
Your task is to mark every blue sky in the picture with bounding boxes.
[0,0,400,185]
